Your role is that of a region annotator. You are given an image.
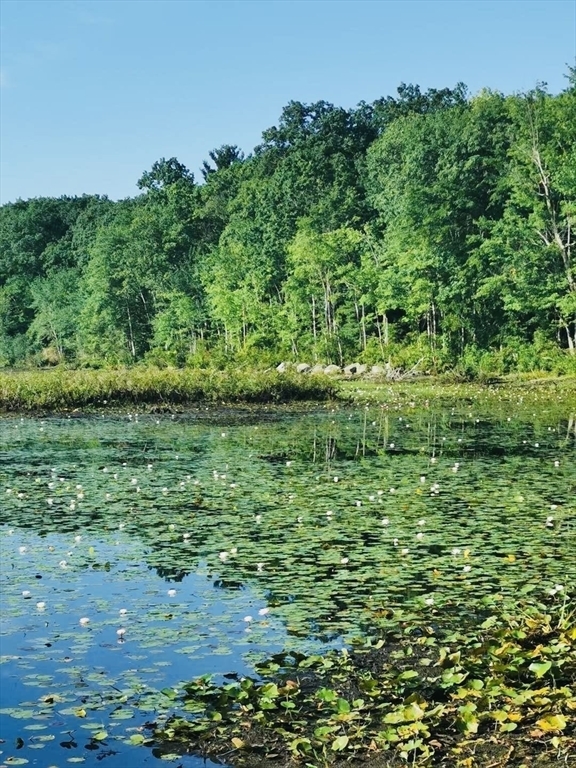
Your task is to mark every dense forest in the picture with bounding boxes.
[1,75,575,375]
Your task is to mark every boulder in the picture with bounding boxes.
[310,364,325,375]
[344,363,360,375]
[276,362,291,373]
[370,365,386,376]
[324,364,341,375]
[296,363,311,374]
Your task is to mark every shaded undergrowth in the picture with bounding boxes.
[0,368,338,411]
[152,596,576,767]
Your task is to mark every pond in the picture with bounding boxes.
[1,394,575,767]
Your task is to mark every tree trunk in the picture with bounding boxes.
[564,322,575,354]
[311,294,317,345]
[126,303,136,358]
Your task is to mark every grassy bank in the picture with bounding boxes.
[0,367,338,411]
[1,367,575,413]
[339,375,576,417]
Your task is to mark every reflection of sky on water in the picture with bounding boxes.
[1,530,291,768]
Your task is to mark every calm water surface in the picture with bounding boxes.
[1,400,575,767]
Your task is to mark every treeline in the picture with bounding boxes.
[1,76,575,374]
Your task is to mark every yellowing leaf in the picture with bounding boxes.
[403,702,425,721]
[231,737,244,748]
[536,714,567,731]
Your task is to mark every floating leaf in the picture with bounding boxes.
[536,714,567,731]
[331,734,349,751]
[529,661,552,678]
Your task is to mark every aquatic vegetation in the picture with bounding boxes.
[153,596,576,766]
[0,388,574,766]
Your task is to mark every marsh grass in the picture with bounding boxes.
[1,368,575,414]
[0,368,338,411]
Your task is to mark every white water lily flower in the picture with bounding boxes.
[119,608,128,615]
[255,515,262,523]
[167,589,177,597]
[59,560,67,568]
[117,628,126,637]
[418,519,426,526]
[79,617,90,626]
[416,532,424,540]
[22,590,31,597]
[420,476,426,483]
[424,597,434,606]
[219,551,229,561]
[333,476,339,482]
[381,518,390,526]
[326,510,334,517]
[554,460,560,467]
[401,548,409,555]
[36,602,46,610]
[243,615,253,622]
[258,608,270,616]
[18,546,27,554]
[257,562,264,572]
[463,565,472,572]
[340,557,349,565]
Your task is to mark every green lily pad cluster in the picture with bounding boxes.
[154,597,576,766]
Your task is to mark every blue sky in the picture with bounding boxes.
[1,0,575,203]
